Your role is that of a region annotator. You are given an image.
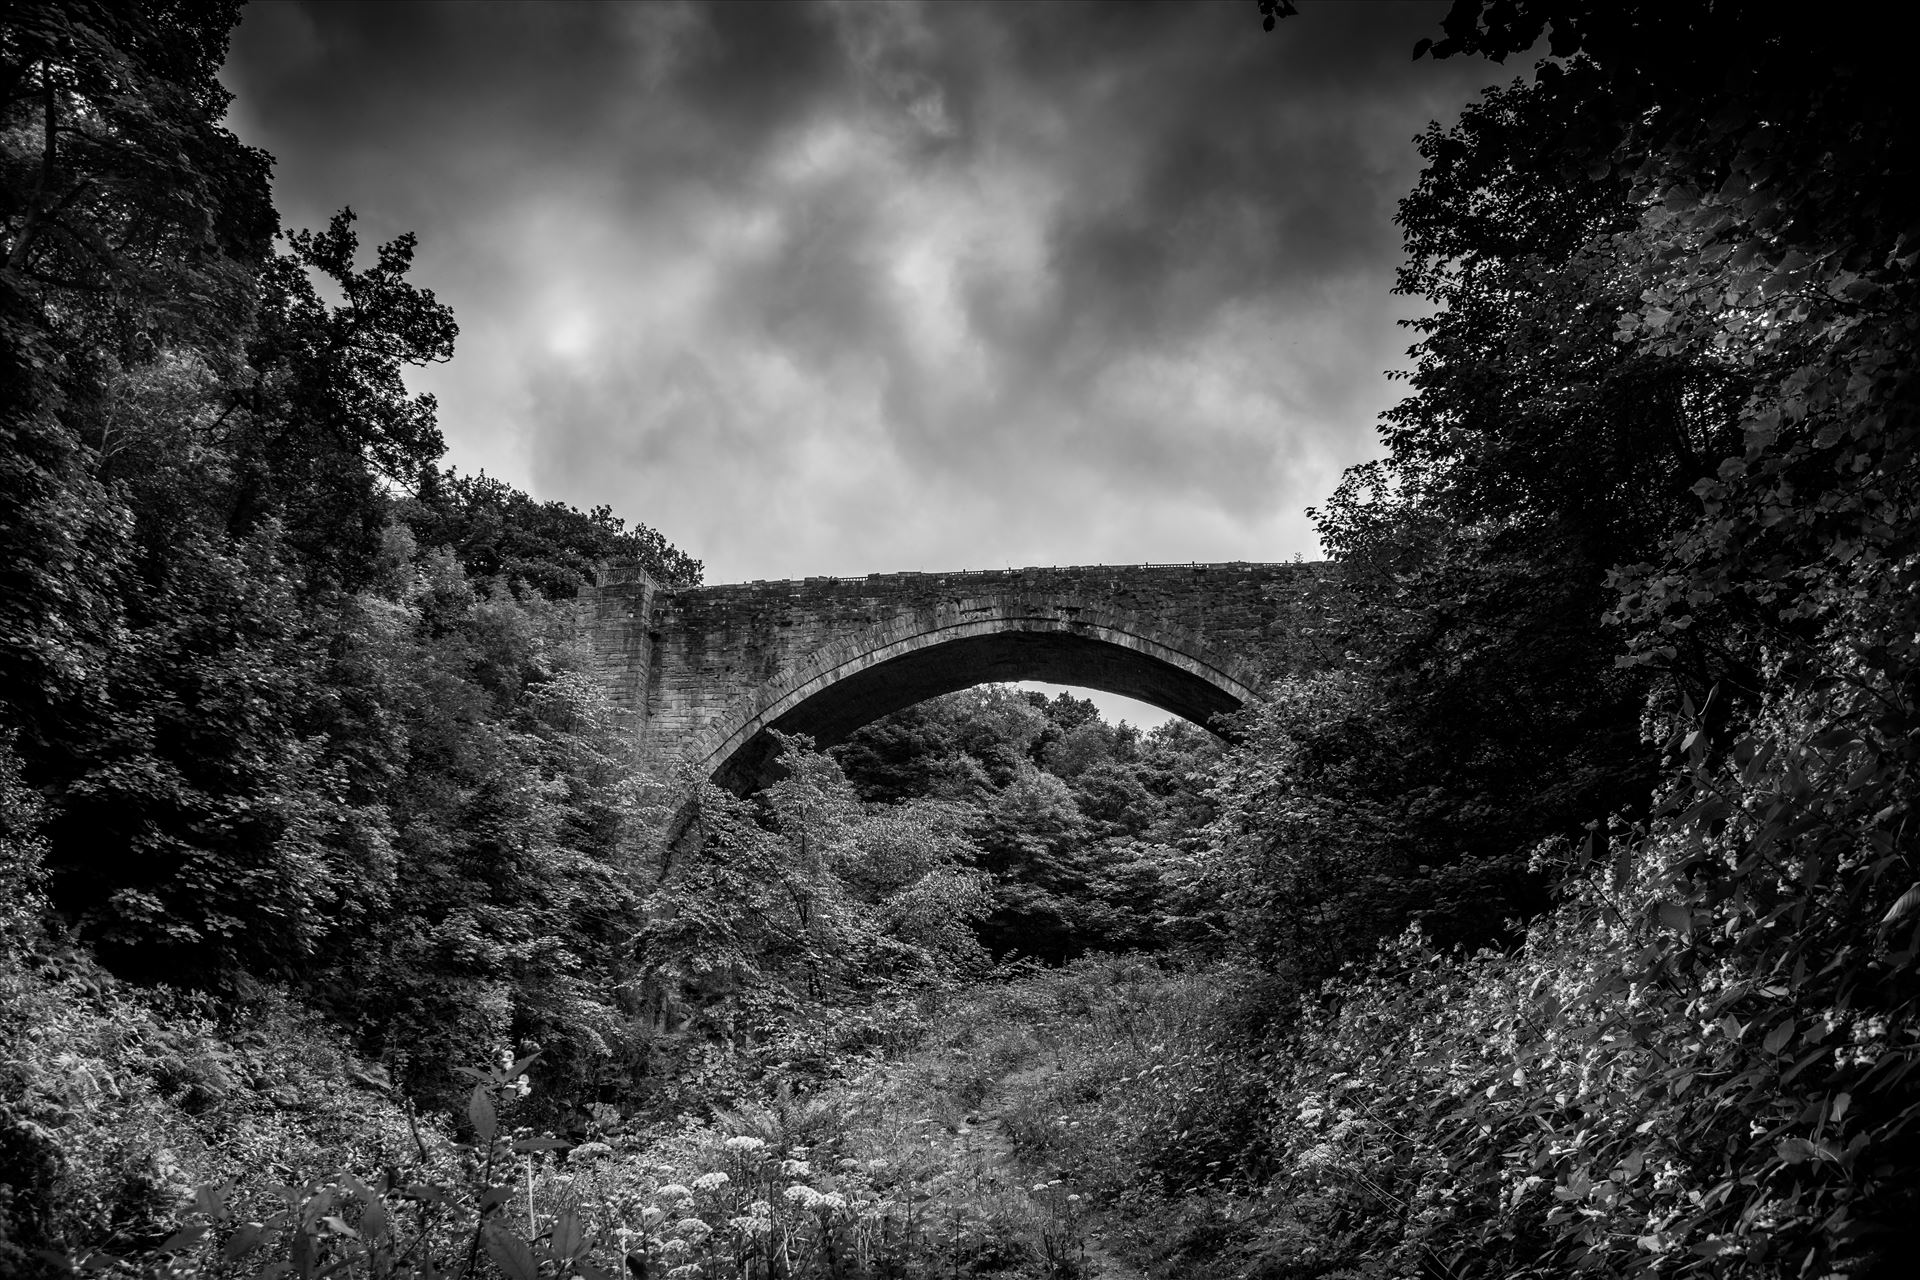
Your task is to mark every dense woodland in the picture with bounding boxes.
[2,1,1914,1277]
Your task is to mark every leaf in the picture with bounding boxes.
[349,1066,393,1092]
[1664,185,1700,212]
[1781,1046,1828,1085]
[1763,1019,1795,1055]
[194,1182,230,1220]
[484,1227,540,1280]
[1657,902,1691,933]
[1881,882,1920,925]
[156,1224,206,1254]
[550,1209,584,1262]
[1776,1137,1818,1165]
[290,1222,314,1280]
[512,1136,571,1153]
[468,1085,497,1144]
[221,1223,267,1261]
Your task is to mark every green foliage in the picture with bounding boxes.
[402,467,703,597]
[0,935,454,1277]
[0,734,50,943]
[2,0,268,752]
[1192,674,1413,978]
[1306,60,1696,946]
[0,0,275,363]
[834,689,1220,963]
[634,735,993,1111]
[47,522,397,980]
[228,208,456,585]
[1138,676,1915,1276]
[138,967,1141,1280]
[2,0,703,1088]
[1193,3,1920,1275]
[317,536,664,1116]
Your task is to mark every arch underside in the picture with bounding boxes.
[707,624,1252,792]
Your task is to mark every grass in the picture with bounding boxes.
[5,925,1300,1279]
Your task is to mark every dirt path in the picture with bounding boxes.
[959,1080,1151,1280]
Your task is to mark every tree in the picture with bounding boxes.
[2,2,707,1061]
[401,467,703,597]
[1,0,272,753]
[1197,674,1411,980]
[0,1,274,361]
[230,210,456,586]
[1300,47,1742,945]
[832,686,1048,802]
[1247,3,1919,1270]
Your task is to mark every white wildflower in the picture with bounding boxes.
[1294,1143,1338,1172]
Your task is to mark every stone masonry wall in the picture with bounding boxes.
[589,560,1350,778]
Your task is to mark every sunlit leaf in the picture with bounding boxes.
[1880,883,1920,926]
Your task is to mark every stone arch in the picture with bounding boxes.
[692,596,1258,791]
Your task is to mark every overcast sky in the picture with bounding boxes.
[220,0,1499,725]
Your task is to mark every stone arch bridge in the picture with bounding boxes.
[587,561,1344,791]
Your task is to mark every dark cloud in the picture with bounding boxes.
[222,0,1497,584]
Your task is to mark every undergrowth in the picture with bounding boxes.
[0,932,1106,1279]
